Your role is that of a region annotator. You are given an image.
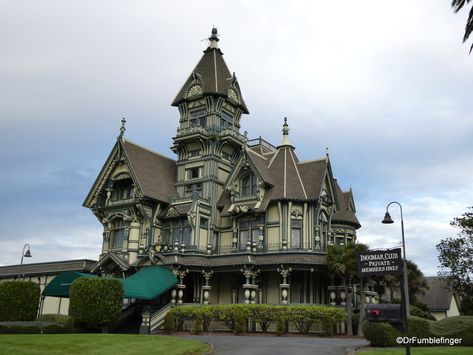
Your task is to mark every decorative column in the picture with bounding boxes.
[232,228,238,252]
[202,270,213,304]
[314,226,321,251]
[172,268,188,304]
[241,267,258,304]
[277,265,291,305]
[257,224,264,251]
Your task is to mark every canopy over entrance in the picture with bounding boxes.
[42,266,177,300]
[42,271,97,297]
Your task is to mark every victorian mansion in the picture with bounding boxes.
[83,28,361,308]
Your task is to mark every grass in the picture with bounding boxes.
[358,347,473,355]
[0,334,210,355]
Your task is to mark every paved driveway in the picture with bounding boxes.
[184,335,369,355]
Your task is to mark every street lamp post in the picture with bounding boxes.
[382,202,410,355]
[18,244,32,279]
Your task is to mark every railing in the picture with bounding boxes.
[157,242,327,255]
[247,137,277,152]
[147,303,175,334]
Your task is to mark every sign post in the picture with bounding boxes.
[358,248,410,355]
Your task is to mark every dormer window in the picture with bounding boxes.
[111,177,133,201]
[241,173,257,196]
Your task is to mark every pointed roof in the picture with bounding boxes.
[83,138,179,207]
[332,181,361,228]
[171,28,249,113]
[121,140,179,203]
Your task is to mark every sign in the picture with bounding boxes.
[357,248,403,276]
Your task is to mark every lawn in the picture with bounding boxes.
[0,334,210,355]
[358,347,473,355]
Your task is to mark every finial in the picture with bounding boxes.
[118,117,126,140]
[208,27,219,49]
[280,117,291,146]
[325,147,330,161]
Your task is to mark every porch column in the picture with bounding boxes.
[202,270,213,304]
[172,268,188,304]
[241,267,258,304]
[278,266,291,305]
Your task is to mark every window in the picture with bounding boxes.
[291,219,302,250]
[238,219,260,251]
[220,111,233,129]
[111,219,127,250]
[186,166,202,180]
[190,109,206,127]
[241,173,257,196]
[319,211,329,245]
[184,183,203,197]
[200,217,209,229]
[162,218,191,248]
[111,178,133,201]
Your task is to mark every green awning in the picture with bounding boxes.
[122,266,177,300]
[42,266,177,300]
[42,271,98,297]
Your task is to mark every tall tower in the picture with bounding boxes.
[171,28,249,224]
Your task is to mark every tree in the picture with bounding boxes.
[452,0,473,53]
[327,242,368,336]
[406,260,429,305]
[371,261,428,305]
[437,207,473,303]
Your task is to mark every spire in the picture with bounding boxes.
[280,117,291,146]
[208,27,219,49]
[118,117,126,140]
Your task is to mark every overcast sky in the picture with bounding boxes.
[1,1,472,276]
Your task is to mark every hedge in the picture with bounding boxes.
[0,281,40,321]
[37,314,74,332]
[164,304,346,336]
[69,278,123,330]
[0,321,68,334]
[409,305,436,320]
[363,315,473,347]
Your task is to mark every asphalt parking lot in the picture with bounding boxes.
[184,334,369,355]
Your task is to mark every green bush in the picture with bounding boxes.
[37,314,74,329]
[362,320,401,347]
[163,311,175,334]
[364,316,473,347]
[407,316,432,338]
[430,316,473,346]
[409,305,436,320]
[0,321,68,334]
[69,278,123,331]
[165,304,345,336]
[0,281,40,321]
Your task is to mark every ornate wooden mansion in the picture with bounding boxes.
[83,28,361,309]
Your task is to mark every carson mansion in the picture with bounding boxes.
[83,28,362,314]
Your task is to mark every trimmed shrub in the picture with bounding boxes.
[430,315,473,346]
[0,321,68,334]
[251,304,275,332]
[37,314,74,332]
[0,281,40,321]
[362,320,401,347]
[165,304,345,336]
[409,305,436,321]
[69,278,123,331]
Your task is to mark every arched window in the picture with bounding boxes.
[111,219,126,250]
[241,173,257,196]
[111,177,133,201]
